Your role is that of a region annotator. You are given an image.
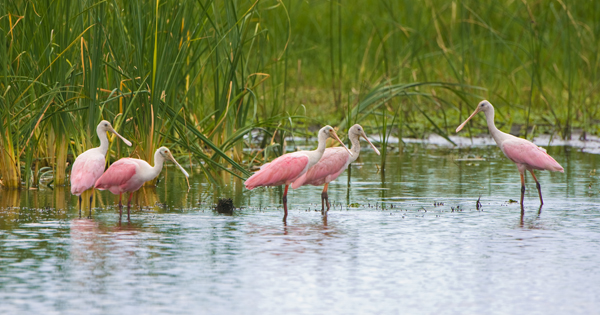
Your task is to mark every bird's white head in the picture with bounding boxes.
[98,120,133,147]
[455,100,494,133]
[157,146,189,178]
[319,125,353,156]
[349,124,380,155]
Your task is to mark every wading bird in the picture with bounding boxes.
[94,147,189,221]
[292,124,380,214]
[70,120,132,218]
[244,126,352,221]
[456,100,564,206]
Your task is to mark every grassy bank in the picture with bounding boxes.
[1,0,598,189]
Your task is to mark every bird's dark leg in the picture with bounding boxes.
[321,187,326,215]
[118,193,123,219]
[520,172,526,207]
[321,183,330,215]
[78,195,82,218]
[127,192,133,222]
[529,170,543,205]
[282,185,289,223]
[88,190,94,219]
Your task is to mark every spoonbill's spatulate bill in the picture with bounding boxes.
[244,125,352,221]
[456,100,564,206]
[70,120,132,218]
[94,147,189,221]
[292,124,380,213]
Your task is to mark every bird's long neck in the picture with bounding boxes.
[149,150,165,180]
[97,127,109,156]
[349,135,361,162]
[484,107,507,145]
[316,133,329,154]
[305,133,330,167]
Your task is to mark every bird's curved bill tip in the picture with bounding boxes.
[362,133,380,155]
[168,154,190,177]
[455,108,480,133]
[181,168,190,178]
[111,129,133,146]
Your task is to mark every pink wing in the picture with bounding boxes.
[94,158,138,194]
[70,153,106,195]
[502,140,564,172]
[244,153,309,189]
[292,148,351,189]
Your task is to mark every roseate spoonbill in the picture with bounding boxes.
[94,147,189,220]
[292,124,380,214]
[70,120,132,218]
[456,100,564,206]
[244,126,352,221]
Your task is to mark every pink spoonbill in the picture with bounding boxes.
[94,147,189,221]
[292,124,380,214]
[70,120,132,218]
[456,100,564,206]
[244,126,352,221]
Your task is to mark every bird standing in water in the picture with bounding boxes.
[292,124,380,214]
[244,126,352,221]
[456,100,564,206]
[94,147,189,221]
[70,120,132,218]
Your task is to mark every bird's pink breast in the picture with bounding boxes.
[70,153,106,195]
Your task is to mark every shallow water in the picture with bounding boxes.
[1,145,600,314]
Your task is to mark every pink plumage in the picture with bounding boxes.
[70,153,106,195]
[292,148,349,189]
[245,153,310,190]
[501,140,564,172]
[94,159,139,194]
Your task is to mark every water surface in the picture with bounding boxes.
[1,145,599,314]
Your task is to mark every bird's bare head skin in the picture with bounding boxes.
[159,147,189,178]
[351,124,380,155]
[456,100,493,133]
[322,125,353,156]
[100,120,132,146]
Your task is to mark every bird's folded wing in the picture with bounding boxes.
[293,148,350,188]
[245,154,309,189]
[502,140,563,172]
[94,159,138,189]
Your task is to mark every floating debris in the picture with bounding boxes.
[215,198,234,214]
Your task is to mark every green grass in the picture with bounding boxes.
[1,0,598,189]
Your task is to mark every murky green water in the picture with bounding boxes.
[1,145,599,314]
